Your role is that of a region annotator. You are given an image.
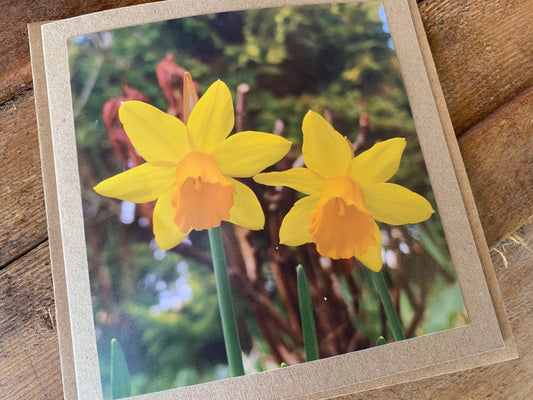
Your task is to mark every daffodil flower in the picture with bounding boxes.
[95,80,291,251]
[254,110,434,271]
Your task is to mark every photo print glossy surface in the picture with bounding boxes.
[68,3,466,397]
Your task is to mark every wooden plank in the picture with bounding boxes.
[0,241,63,400]
[0,90,47,267]
[0,224,530,400]
[459,87,533,247]
[0,1,532,398]
[0,0,162,104]
[0,0,530,125]
[339,222,533,399]
[418,0,533,135]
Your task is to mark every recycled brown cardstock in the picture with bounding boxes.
[29,0,517,399]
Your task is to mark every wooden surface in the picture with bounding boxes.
[0,0,532,399]
[418,0,533,136]
[0,0,161,105]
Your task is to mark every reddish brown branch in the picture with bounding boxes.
[155,53,199,118]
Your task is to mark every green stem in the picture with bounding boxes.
[371,269,405,342]
[208,227,245,377]
[297,265,319,362]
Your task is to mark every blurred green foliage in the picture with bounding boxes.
[70,2,422,192]
[95,243,226,397]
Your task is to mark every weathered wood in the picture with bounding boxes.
[0,90,47,267]
[0,241,63,400]
[1,225,531,400]
[0,0,531,128]
[1,0,532,398]
[419,0,533,135]
[338,222,533,400]
[459,87,533,247]
[0,0,162,104]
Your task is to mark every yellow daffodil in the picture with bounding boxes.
[95,80,291,251]
[254,110,434,271]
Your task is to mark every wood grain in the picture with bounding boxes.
[0,0,531,131]
[459,87,533,246]
[0,90,47,267]
[0,241,63,400]
[0,0,532,398]
[0,0,162,104]
[0,225,530,400]
[419,0,533,136]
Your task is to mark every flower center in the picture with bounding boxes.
[171,151,235,232]
[308,176,376,259]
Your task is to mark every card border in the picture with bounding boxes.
[29,0,517,399]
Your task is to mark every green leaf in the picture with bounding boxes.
[370,269,405,342]
[297,265,319,362]
[376,336,387,346]
[111,338,132,399]
[419,223,453,273]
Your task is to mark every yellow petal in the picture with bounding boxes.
[119,101,190,163]
[94,163,175,203]
[213,131,291,177]
[355,223,383,272]
[302,111,353,178]
[363,183,434,225]
[349,138,406,187]
[187,80,234,153]
[253,168,324,195]
[279,195,320,246]
[153,189,191,251]
[227,178,265,230]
